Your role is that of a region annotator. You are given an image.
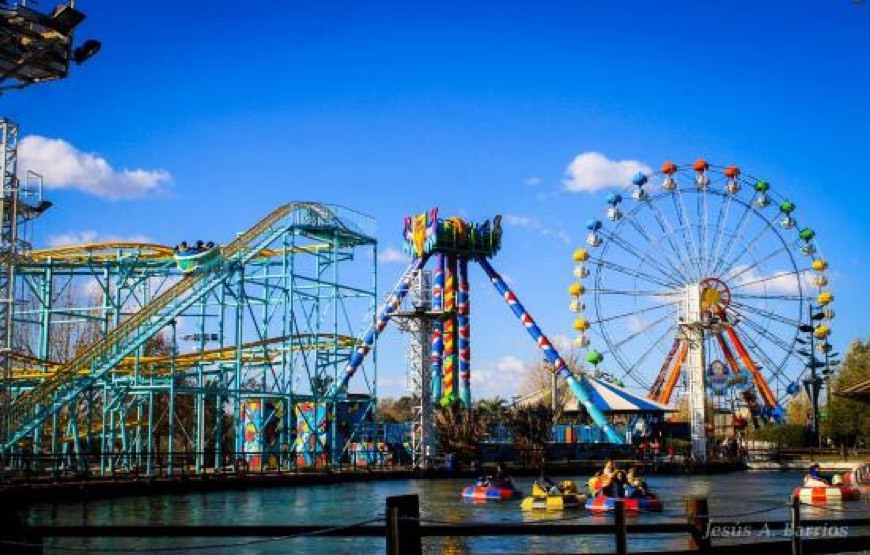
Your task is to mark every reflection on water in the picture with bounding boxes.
[27,471,870,554]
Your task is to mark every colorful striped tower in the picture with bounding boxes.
[430,253,445,403]
[441,255,458,405]
[337,254,430,392]
[476,256,623,444]
[457,257,472,407]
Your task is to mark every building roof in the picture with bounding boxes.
[836,377,870,401]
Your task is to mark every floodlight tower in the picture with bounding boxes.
[393,270,440,470]
[0,1,98,445]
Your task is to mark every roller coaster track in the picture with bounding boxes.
[3,202,362,449]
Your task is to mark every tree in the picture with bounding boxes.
[786,392,810,426]
[376,396,416,423]
[433,403,487,464]
[822,339,870,447]
[505,401,555,455]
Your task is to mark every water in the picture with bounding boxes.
[27,471,870,554]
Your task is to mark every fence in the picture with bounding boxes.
[3,494,869,555]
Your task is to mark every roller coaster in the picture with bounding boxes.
[2,193,380,475]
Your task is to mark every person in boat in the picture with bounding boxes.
[602,470,628,498]
[489,462,514,489]
[537,464,561,495]
[625,468,649,498]
[804,463,831,487]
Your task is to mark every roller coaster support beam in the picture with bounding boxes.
[476,256,624,444]
[336,254,430,393]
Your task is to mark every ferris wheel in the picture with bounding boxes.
[568,159,834,424]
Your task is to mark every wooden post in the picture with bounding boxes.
[0,504,42,554]
[790,495,802,555]
[614,499,627,555]
[386,494,421,555]
[685,497,710,552]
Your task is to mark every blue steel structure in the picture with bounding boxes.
[2,202,379,475]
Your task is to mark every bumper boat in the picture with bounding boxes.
[793,484,861,503]
[844,463,870,494]
[520,481,587,511]
[585,494,663,513]
[461,483,523,501]
[175,244,221,274]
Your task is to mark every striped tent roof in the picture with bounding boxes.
[563,377,677,414]
[517,377,676,414]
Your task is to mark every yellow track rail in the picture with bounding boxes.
[10,334,356,381]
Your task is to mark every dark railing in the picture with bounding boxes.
[0,448,403,484]
[3,495,869,555]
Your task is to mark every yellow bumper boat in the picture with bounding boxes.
[520,480,587,510]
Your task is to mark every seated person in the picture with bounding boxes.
[602,470,628,498]
[537,468,561,495]
[804,463,831,487]
[626,468,648,497]
[490,463,513,488]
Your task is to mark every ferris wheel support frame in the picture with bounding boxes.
[681,284,709,462]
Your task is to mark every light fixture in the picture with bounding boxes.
[73,39,101,65]
[798,324,814,333]
[796,349,812,357]
[48,4,87,35]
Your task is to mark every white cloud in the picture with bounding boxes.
[504,214,539,228]
[524,176,542,186]
[377,246,410,264]
[472,355,530,398]
[729,265,812,295]
[503,214,571,244]
[563,152,652,193]
[18,135,171,200]
[47,230,153,248]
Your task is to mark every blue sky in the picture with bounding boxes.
[6,1,869,399]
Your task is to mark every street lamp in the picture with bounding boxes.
[797,305,827,447]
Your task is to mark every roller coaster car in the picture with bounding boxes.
[174,245,221,274]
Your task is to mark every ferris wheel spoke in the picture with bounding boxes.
[591,257,679,289]
[728,264,807,292]
[721,247,791,286]
[711,201,753,277]
[698,187,711,277]
[610,309,677,350]
[730,310,796,355]
[728,322,791,397]
[732,292,806,302]
[592,299,682,325]
[589,288,680,297]
[597,229,685,287]
[708,190,733,281]
[715,212,779,282]
[644,198,696,279]
[670,189,701,280]
[619,212,692,284]
[621,323,678,389]
[729,300,801,327]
